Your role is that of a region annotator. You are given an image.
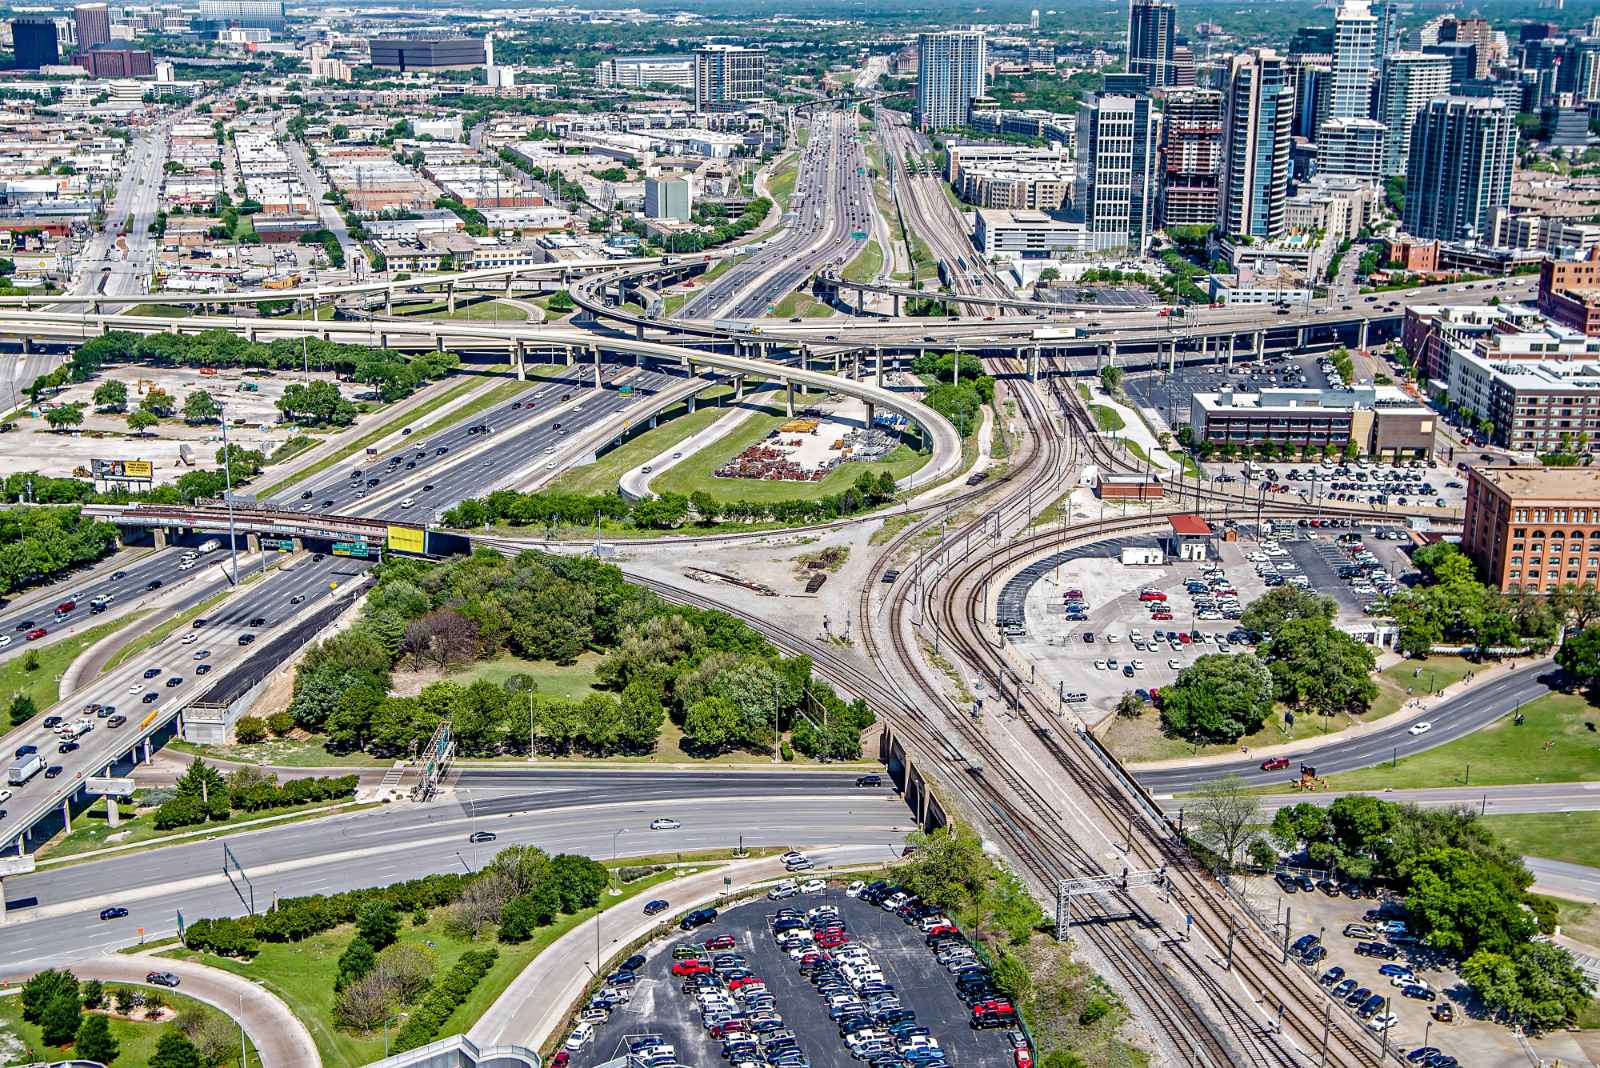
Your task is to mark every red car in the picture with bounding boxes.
[1007,1032,1032,1068]
[671,960,711,977]
[704,934,736,950]
[25,628,46,640]
[710,1020,748,1038]
[1064,589,1084,600]
[1138,591,1167,602]
[1177,632,1192,644]
[1260,756,1291,771]
[815,932,850,949]
[550,1053,570,1068]
[727,976,765,991]
[1150,611,1173,621]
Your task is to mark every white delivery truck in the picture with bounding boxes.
[8,754,43,785]
[196,538,221,554]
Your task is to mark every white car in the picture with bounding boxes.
[649,817,681,830]
[780,850,807,865]
[400,498,416,509]
[1408,722,1433,736]
[1093,659,1107,671]
[0,635,10,648]
[565,1021,594,1051]
[846,880,866,897]
[1130,659,1145,671]
[0,789,11,804]
[799,879,826,894]
[1366,1014,1398,1033]
[1168,659,1181,670]
[128,684,144,694]
[1106,633,1119,644]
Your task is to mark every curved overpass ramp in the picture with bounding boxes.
[0,310,963,490]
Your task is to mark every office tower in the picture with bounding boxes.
[1379,51,1451,176]
[1329,0,1378,119]
[644,176,692,222]
[1289,25,1334,56]
[1438,15,1494,78]
[1376,0,1405,57]
[1219,48,1294,239]
[10,18,60,68]
[693,44,766,112]
[595,56,695,90]
[1127,0,1177,88]
[1158,87,1223,226]
[1403,95,1515,241]
[1074,80,1157,255]
[1423,40,1478,87]
[73,3,110,49]
[197,0,283,31]
[1172,45,1196,85]
[78,46,153,75]
[1293,62,1330,139]
[369,36,486,71]
[915,30,985,131]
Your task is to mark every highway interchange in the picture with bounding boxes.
[0,87,1592,1068]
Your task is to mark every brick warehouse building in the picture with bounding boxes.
[1461,465,1600,592]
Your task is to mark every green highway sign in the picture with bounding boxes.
[332,541,371,558]
[851,231,867,240]
[261,537,294,552]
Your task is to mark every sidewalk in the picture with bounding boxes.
[1129,656,1549,771]
[468,844,894,1052]
[17,953,320,1068]
[1080,382,1179,473]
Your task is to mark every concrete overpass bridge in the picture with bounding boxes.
[0,309,965,485]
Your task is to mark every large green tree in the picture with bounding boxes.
[1260,617,1377,718]
[74,1013,120,1063]
[1407,846,1535,955]
[1239,587,1335,637]
[149,1028,204,1068]
[1157,653,1275,743]
[1462,941,1595,1029]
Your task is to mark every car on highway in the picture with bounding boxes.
[128,684,144,694]
[145,971,180,987]
[400,498,416,509]
[100,906,129,920]
[107,715,126,727]
[25,628,46,640]
[44,765,63,779]
[643,898,671,916]
[143,668,161,679]
[1260,756,1291,771]
[141,693,159,704]
[238,634,256,645]
[193,650,210,660]
[468,831,497,843]
[855,774,882,787]
[147,580,162,590]
[649,817,681,830]
[290,594,305,605]
[1408,721,1432,736]
[42,716,62,729]
[165,676,183,687]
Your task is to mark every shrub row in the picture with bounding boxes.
[393,948,499,1051]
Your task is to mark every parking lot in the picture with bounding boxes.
[1237,872,1566,1068]
[1201,460,1467,515]
[1000,519,1416,716]
[563,888,1015,1068]
[1125,351,1329,432]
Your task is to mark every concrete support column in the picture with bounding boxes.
[1254,330,1264,362]
[514,341,526,381]
[246,532,259,553]
[153,528,168,549]
[378,332,388,349]
[635,322,645,340]
[435,336,445,353]
[1028,346,1039,381]
[591,346,602,389]
[385,289,393,316]
[20,337,30,355]
[735,375,746,401]
[565,346,575,366]
[875,346,884,387]
[786,380,796,417]
[246,327,257,343]
[892,294,901,317]
[106,798,120,829]
[505,273,514,297]
[60,796,71,834]
[1168,340,1177,376]
[1227,335,1235,369]
[800,347,809,374]
[1358,319,1370,350]
[852,352,860,380]
[447,284,458,314]
[855,288,865,315]
[866,401,877,429]
[142,738,151,763]
[1107,341,1117,368]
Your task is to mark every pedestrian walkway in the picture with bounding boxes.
[1081,382,1180,473]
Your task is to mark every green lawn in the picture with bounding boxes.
[770,292,834,319]
[124,304,191,318]
[768,157,799,213]
[165,868,686,1068]
[257,377,483,497]
[284,303,337,321]
[1482,812,1600,870]
[1369,656,1475,718]
[1105,698,1373,765]
[394,299,529,322]
[1547,896,1600,949]
[842,240,883,284]
[547,404,728,496]
[1320,690,1600,791]
[0,987,256,1067]
[651,408,929,504]
[445,652,604,702]
[1090,404,1125,433]
[0,613,147,721]
[169,735,387,768]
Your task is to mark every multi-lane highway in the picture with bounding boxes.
[0,554,370,847]
[678,108,875,320]
[0,771,908,970]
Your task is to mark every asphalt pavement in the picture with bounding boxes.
[1135,661,1561,793]
[0,777,909,971]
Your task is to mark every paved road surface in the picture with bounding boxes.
[0,777,907,969]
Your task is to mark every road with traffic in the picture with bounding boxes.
[0,771,907,970]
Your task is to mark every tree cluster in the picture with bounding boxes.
[289,549,874,760]
[624,196,772,254]
[441,469,901,533]
[913,352,994,438]
[1386,543,1560,658]
[0,506,119,598]
[151,758,357,830]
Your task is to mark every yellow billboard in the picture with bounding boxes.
[387,525,427,555]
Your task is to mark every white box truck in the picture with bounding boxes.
[8,755,43,785]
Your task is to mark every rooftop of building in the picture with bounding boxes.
[1194,385,1427,412]
[1474,465,1600,499]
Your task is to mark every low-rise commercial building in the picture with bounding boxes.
[1538,247,1600,336]
[972,208,1095,259]
[1462,465,1600,592]
[1188,385,1435,457]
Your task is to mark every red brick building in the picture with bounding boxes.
[1537,247,1600,337]
[1461,465,1600,592]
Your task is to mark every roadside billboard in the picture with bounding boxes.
[92,459,154,481]
[386,525,427,555]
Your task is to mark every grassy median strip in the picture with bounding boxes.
[1479,812,1600,870]
[102,589,231,674]
[0,613,147,716]
[547,406,727,497]
[37,798,379,864]
[257,377,484,498]
[165,867,688,1068]
[397,377,538,449]
[842,240,883,284]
